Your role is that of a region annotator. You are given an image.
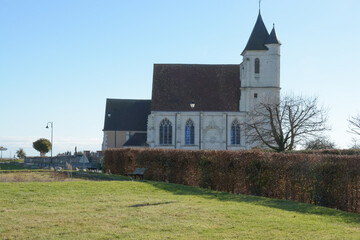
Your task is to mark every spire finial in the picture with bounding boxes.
[259,0,262,12]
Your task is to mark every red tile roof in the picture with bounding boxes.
[151,64,240,111]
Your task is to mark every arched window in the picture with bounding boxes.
[255,58,260,74]
[231,119,241,145]
[185,119,195,145]
[160,118,172,145]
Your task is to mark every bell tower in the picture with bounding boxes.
[239,12,281,112]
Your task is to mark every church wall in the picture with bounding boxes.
[147,111,248,150]
[102,130,140,150]
[102,132,107,150]
[240,44,280,112]
[241,49,280,89]
[227,113,247,150]
[201,112,226,150]
[147,113,176,149]
[176,113,200,150]
[103,131,127,149]
[242,88,280,111]
[264,44,281,87]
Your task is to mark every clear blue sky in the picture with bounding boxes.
[1,0,360,157]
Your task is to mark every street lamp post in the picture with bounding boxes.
[46,122,53,166]
[0,147,7,160]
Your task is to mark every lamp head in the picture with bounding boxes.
[190,100,195,109]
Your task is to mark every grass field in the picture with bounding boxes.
[0,172,359,239]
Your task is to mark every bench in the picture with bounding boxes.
[127,168,146,180]
[87,167,98,172]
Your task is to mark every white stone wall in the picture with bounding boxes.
[241,48,280,88]
[240,44,281,112]
[147,111,248,150]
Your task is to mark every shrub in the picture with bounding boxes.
[104,148,360,213]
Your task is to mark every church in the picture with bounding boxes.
[102,11,281,151]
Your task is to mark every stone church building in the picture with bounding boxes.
[102,12,281,151]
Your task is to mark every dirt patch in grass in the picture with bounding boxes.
[0,171,131,182]
[0,171,80,182]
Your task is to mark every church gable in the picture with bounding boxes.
[151,64,240,112]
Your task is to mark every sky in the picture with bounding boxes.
[1,0,360,157]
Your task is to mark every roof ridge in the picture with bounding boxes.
[154,63,240,66]
[106,98,151,101]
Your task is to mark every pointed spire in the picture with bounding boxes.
[265,24,281,45]
[259,0,262,13]
[242,12,269,53]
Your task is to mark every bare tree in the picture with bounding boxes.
[349,138,360,149]
[348,115,360,136]
[245,95,329,152]
[304,136,336,150]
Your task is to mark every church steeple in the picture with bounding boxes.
[242,12,269,54]
[239,10,281,113]
[265,25,281,45]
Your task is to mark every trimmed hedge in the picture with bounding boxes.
[104,148,360,213]
[289,149,360,155]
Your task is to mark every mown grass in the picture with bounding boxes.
[0,173,359,239]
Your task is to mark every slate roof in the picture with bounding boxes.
[151,64,240,111]
[123,133,148,147]
[103,99,151,131]
[265,26,281,45]
[242,12,269,53]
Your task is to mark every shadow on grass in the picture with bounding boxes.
[129,201,176,208]
[63,172,132,181]
[144,181,360,224]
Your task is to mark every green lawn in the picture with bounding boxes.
[0,175,359,239]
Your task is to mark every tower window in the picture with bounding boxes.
[185,119,195,145]
[160,118,172,145]
[255,58,260,74]
[231,119,241,145]
[254,93,258,98]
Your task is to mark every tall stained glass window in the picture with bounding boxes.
[185,119,194,145]
[160,118,172,145]
[231,119,241,145]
